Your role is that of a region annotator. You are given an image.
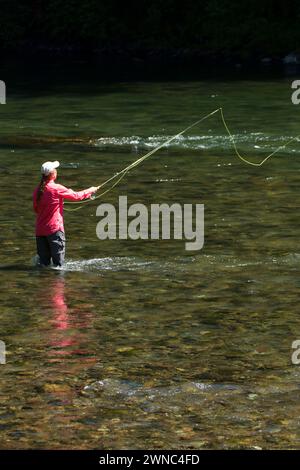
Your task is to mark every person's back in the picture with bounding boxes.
[33,181,65,237]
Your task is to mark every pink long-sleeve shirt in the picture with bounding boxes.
[33,180,95,236]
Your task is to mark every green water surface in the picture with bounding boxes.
[0,76,300,449]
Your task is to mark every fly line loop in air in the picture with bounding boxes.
[64,107,300,212]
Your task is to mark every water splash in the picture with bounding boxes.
[93,133,300,154]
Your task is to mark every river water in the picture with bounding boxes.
[0,75,300,449]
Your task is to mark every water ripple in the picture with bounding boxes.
[93,134,300,154]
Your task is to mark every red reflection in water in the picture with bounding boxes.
[46,276,95,359]
[38,275,98,405]
[52,279,69,330]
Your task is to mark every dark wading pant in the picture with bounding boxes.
[36,230,66,267]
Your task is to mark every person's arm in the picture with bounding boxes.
[54,183,99,201]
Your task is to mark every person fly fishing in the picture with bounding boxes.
[33,161,99,267]
[32,111,299,268]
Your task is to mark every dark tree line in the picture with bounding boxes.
[0,0,300,59]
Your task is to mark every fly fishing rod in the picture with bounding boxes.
[64,107,300,212]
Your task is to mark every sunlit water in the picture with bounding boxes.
[0,77,300,449]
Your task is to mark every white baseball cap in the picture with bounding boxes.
[41,161,60,176]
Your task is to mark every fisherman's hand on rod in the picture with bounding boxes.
[90,186,101,193]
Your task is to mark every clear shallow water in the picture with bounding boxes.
[0,78,300,449]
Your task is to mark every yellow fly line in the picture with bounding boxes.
[64,107,299,212]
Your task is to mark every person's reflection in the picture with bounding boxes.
[35,273,98,409]
[49,275,72,351]
[42,274,96,361]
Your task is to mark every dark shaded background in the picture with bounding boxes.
[0,0,299,65]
